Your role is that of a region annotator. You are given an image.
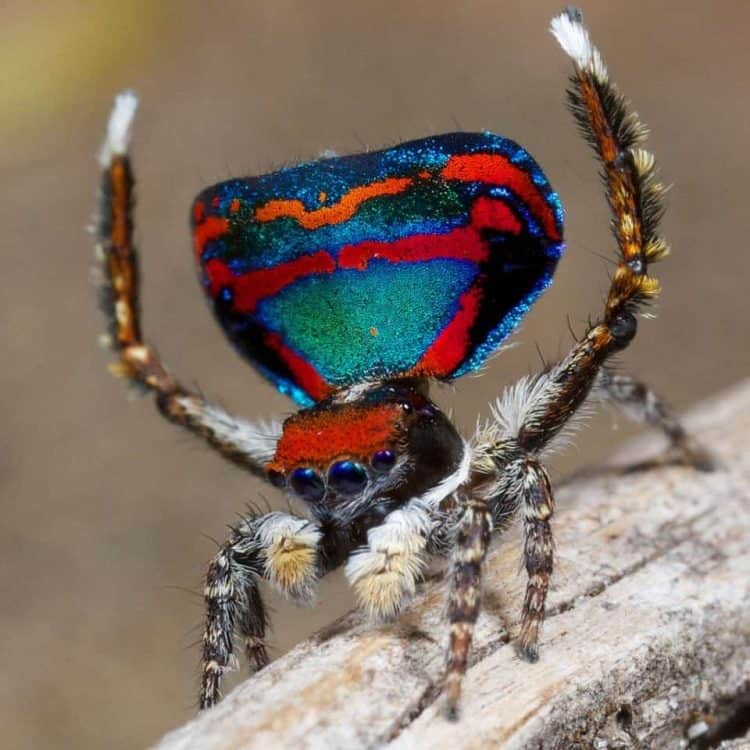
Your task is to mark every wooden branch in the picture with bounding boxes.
[156,381,750,750]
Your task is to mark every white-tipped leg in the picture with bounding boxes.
[345,499,433,621]
[99,90,138,168]
[549,8,606,78]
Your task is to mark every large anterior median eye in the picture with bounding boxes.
[328,460,368,494]
[290,467,325,502]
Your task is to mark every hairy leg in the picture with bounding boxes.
[595,370,714,470]
[516,459,555,662]
[344,499,436,622]
[444,495,492,719]
[472,7,677,469]
[460,8,700,711]
[472,453,556,665]
[201,511,321,709]
[95,93,280,479]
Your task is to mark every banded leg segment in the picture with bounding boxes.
[472,10,675,465]
[517,459,555,662]
[445,496,492,719]
[95,93,279,478]
[202,538,266,710]
[595,370,714,470]
[201,512,321,709]
[513,9,675,450]
[462,10,701,705]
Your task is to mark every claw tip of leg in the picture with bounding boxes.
[444,699,461,722]
[518,641,540,663]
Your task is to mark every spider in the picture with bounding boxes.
[94,8,711,718]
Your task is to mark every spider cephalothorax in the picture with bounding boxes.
[267,381,466,524]
[93,8,710,718]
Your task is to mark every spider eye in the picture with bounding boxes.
[290,467,325,502]
[371,450,396,473]
[328,460,368,494]
[267,469,286,488]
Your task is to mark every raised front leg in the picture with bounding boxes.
[459,6,703,716]
[95,93,281,480]
[201,511,321,709]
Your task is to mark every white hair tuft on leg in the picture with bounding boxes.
[550,8,607,79]
[99,90,138,168]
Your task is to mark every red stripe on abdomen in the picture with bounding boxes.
[414,286,483,376]
[203,251,337,312]
[337,195,520,270]
[193,216,229,260]
[262,331,333,403]
[203,194,522,312]
[441,154,561,241]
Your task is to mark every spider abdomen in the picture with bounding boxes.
[192,132,564,406]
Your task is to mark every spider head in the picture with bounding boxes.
[266,380,465,518]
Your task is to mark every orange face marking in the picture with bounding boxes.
[230,198,241,213]
[317,191,327,203]
[269,402,402,472]
[253,177,412,230]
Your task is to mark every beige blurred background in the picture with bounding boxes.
[1,1,748,748]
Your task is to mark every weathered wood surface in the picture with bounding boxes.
[156,380,750,750]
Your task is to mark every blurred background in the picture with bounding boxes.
[1,1,748,747]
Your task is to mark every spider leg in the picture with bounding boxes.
[516,459,554,662]
[201,511,321,709]
[444,495,492,719]
[344,499,435,622]
[594,370,714,471]
[453,9,705,711]
[94,92,279,480]
[471,9,679,466]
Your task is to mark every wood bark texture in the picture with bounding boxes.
[156,380,750,750]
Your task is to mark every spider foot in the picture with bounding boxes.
[244,635,269,673]
[442,672,463,722]
[673,435,717,473]
[517,607,543,663]
[517,638,540,664]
